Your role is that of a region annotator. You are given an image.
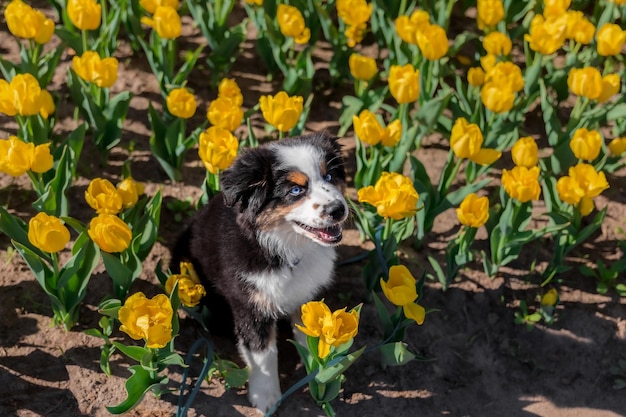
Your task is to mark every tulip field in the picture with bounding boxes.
[1,0,626,416]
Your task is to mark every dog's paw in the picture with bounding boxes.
[248,378,281,413]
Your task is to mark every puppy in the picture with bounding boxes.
[171,132,348,412]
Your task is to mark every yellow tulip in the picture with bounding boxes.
[5,0,55,44]
[67,0,102,31]
[596,23,626,56]
[395,15,418,44]
[141,6,181,39]
[357,172,419,220]
[567,67,603,100]
[166,88,196,119]
[541,288,558,306]
[597,74,620,103]
[556,175,584,205]
[30,143,54,173]
[383,119,403,147]
[217,78,243,107]
[480,82,515,113]
[198,126,239,174]
[276,4,310,44]
[608,137,626,156]
[207,97,244,132]
[511,136,539,168]
[380,265,425,325]
[39,90,55,119]
[543,0,570,16]
[0,79,17,116]
[28,212,71,253]
[456,193,489,228]
[479,54,497,73]
[395,9,430,44]
[556,164,609,215]
[483,32,512,56]
[524,14,567,55]
[259,91,303,132]
[352,110,384,146]
[501,166,541,203]
[117,177,144,209]
[349,53,377,82]
[569,128,602,161]
[388,64,420,104]
[165,262,206,307]
[484,61,524,92]
[477,0,504,30]
[295,300,359,359]
[297,301,331,338]
[10,73,44,116]
[0,136,34,176]
[450,117,501,165]
[567,163,609,199]
[72,51,119,88]
[352,110,402,147]
[88,213,132,253]
[337,0,372,27]
[564,11,595,44]
[85,178,124,214]
[416,23,449,60]
[467,67,485,87]
[344,23,366,47]
[118,292,173,349]
[245,0,263,5]
[139,0,179,14]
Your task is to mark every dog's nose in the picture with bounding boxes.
[324,200,346,221]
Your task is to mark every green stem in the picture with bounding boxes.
[51,251,61,283]
[440,155,463,197]
[81,29,88,55]
[321,401,335,417]
[26,171,44,196]
[382,217,394,241]
[398,0,408,15]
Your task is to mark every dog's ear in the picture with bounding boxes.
[221,147,274,215]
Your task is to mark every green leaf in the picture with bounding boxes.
[12,241,54,294]
[106,365,166,414]
[113,342,149,362]
[372,291,394,336]
[290,339,316,374]
[379,342,417,368]
[98,299,122,319]
[315,346,366,384]
[0,206,51,263]
[223,367,249,389]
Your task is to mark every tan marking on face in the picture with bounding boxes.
[319,161,327,176]
[286,171,308,187]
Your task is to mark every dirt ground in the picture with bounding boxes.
[1,4,626,417]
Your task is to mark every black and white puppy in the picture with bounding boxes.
[171,132,348,412]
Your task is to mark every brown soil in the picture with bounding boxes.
[2,5,626,417]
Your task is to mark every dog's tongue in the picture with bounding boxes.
[315,225,343,244]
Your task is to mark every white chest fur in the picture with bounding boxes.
[242,244,337,316]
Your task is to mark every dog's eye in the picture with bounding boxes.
[289,185,305,196]
[323,173,332,182]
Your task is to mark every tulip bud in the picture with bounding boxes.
[88,213,132,253]
[28,212,71,253]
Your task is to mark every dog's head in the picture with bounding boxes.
[221,132,348,247]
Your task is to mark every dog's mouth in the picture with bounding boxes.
[294,222,343,245]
